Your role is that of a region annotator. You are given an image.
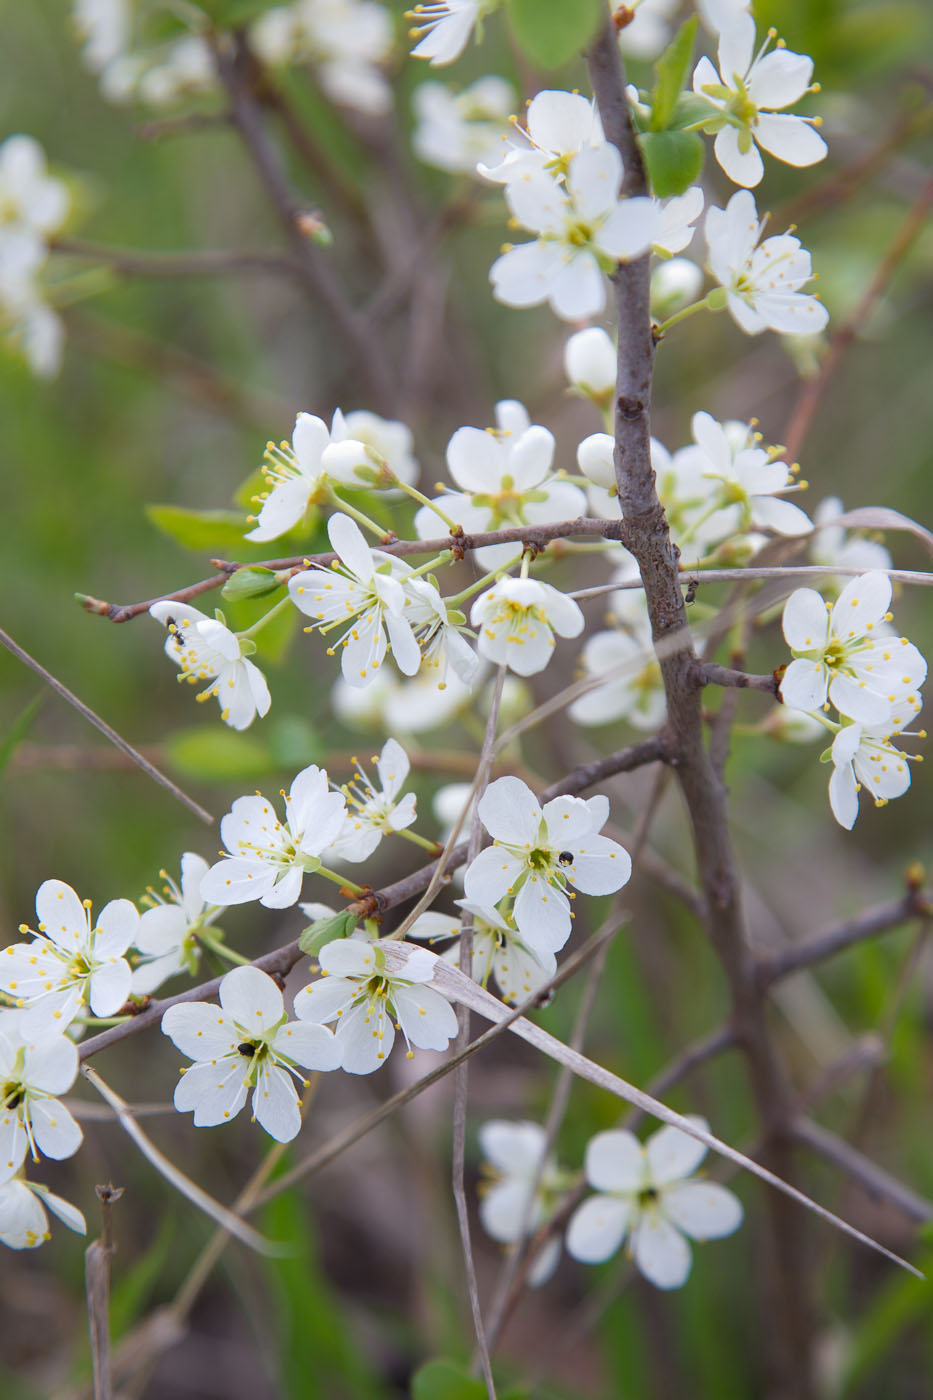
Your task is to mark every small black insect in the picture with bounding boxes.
[237,1042,256,1058]
[684,578,699,605]
[558,851,574,866]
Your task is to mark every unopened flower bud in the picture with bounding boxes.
[221,566,281,601]
[576,433,616,491]
[564,327,616,402]
[650,257,704,317]
[295,209,333,246]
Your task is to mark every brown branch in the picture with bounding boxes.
[210,33,396,413]
[793,1117,933,1225]
[782,175,933,465]
[0,625,213,826]
[698,662,780,696]
[758,890,930,987]
[588,20,816,1386]
[51,237,301,280]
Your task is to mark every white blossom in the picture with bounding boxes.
[162,965,340,1141]
[781,572,926,725]
[463,777,631,958]
[414,400,585,570]
[478,1120,565,1283]
[135,36,216,108]
[471,577,584,677]
[618,0,678,60]
[705,189,828,336]
[131,854,224,996]
[332,667,475,735]
[693,14,826,188]
[253,0,393,114]
[328,739,418,863]
[200,764,347,910]
[0,881,138,1036]
[828,719,922,829]
[654,186,704,257]
[72,0,131,71]
[570,626,666,731]
[294,941,458,1074]
[650,257,705,317]
[413,77,514,175]
[811,497,892,583]
[566,1120,743,1289]
[685,411,811,537]
[478,89,603,187]
[409,899,554,1005]
[0,1176,86,1250]
[0,136,70,240]
[0,1031,82,1182]
[340,410,420,488]
[408,0,490,67]
[245,411,361,543]
[149,602,271,731]
[564,327,616,400]
[491,145,660,321]
[288,513,421,687]
[404,578,479,688]
[0,229,64,378]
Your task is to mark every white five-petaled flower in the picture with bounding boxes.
[413,77,514,176]
[403,577,479,688]
[478,1120,566,1284]
[828,719,922,830]
[246,410,361,543]
[0,1031,83,1182]
[131,854,224,996]
[566,1120,744,1289]
[463,777,631,958]
[252,0,394,116]
[490,144,660,322]
[693,13,826,188]
[200,764,348,910]
[705,189,828,336]
[414,400,585,571]
[685,410,811,537]
[149,602,271,731]
[471,577,584,678]
[408,0,490,66]
[289,513,421,687]
[0,135,70,239]
[780,572,926,725]
[0,1176,86,1250]
[810,496,892,585]
[162,965,341,1142]
[409,899,554,1005]
[294,940,458,1075]
[569,624,666,732]
[477,89,604,187]
[0,881,138,1036]
[328,739,418,863]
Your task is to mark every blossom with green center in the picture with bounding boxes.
[693,14,826,188]
[471,576,584,677]
[463,777,631,958]
[0,880,138,1036]
[162,965,340,1142]
[781,572,926,725]
[409,899,554,1005]
[828,718,924,829]
[566,1120,743,1289]
[293,940,458,1075]
[149,601,271,731]
[0,1029,82,1183]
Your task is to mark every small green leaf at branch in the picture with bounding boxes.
[639,129,704,197]
[146,505,251,554]
[299,910,358,957]
[221,566,281,601]
[650,18,698,131]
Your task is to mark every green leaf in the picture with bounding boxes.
[221,567,281,601]
[146,505,250,555]
[650,18,698,131]
[164,727,272,782]
[299,910,358,956]
[638,129,704,197]
[0,692,44,778]
[411,1361,488,1400]
[507,0,602,69]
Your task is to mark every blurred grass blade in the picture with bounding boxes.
[0,691,45,778]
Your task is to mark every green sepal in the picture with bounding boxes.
[299,909,358,957]
[819,745,834,764]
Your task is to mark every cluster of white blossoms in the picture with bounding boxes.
[780,572,927,829]
[71,0,396,115]
[0,135,69,377]
[412,77,515,175]
[476,1116,743,1292]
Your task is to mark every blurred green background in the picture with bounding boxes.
[1,0,932,1396]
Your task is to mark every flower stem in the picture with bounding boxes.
[389,476,461,532]
[327,490,391,540]
[446,552,524,607]
[197,930,251,966]
[404,550,454,581]
[655,292,719,337]
[238,595,292,640]
[316,865,366,896]
[398,828,443,854]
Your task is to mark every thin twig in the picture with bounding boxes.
[793,1117,933,1224]
[85,1185,123,1400]
[51,237,301,280]
[782,176,933,465]
[0,625,213,825]
[758,890,930,986]
[698,662,780,696]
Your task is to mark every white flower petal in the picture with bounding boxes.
[646,1118,709,1186]
[219,965,284,1033]
[393,983,458,1051]
[661,1181,744,1239]
[271,1020,342,1072]
[566,1194,633,1263]
[477,776,541,843]
[30,1098,83,1161]
[252,1062,301,1142]
[631,1211,693,1289]
[162,1003,239,1060]
[585,1130,646,1193]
